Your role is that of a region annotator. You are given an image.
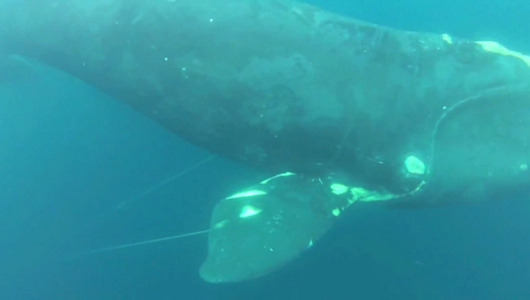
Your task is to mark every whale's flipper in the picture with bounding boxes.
[200,172,398,283]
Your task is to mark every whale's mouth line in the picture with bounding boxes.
[428,84,525,172]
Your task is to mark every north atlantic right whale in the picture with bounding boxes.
[1,0,529,283]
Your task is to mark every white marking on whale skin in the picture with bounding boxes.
[441,33,453,45]
[477,40,530,67]
[404,155,426,175]
[225,190,267,200]
[239,205,262,218]
[331,208,341,217]
[260,172,296,185]
[330,183,349,195]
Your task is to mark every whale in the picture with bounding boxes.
[1,0,530,283]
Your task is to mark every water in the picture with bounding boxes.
[1,1,529,299]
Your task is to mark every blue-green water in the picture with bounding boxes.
[1,1,529,299]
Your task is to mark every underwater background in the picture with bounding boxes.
[1,0,529,299]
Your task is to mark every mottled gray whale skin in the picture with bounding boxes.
[2,0,530,282]
[1,0,530,203]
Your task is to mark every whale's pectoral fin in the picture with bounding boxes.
[200,172,397,283]
[199,173,342,283]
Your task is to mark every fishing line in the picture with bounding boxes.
[83,228,213,255]
[84,154,217,233]
[115,154,217,210]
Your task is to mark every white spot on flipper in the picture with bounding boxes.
[330,183,349,195]
[226,190,266,200]
[239,205,262,218]
[213,220,229,229]
[332,208,341,217]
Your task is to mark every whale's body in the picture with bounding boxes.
[2,0,530,283]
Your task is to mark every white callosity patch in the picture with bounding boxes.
[330,183,349,195]
[441,33,453,45]
[350,187,396,203]
[476,41,530,67]
[404,155,426,175]
[329,183,399,217]
[329,182,349,217]
[331,208,341,217]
